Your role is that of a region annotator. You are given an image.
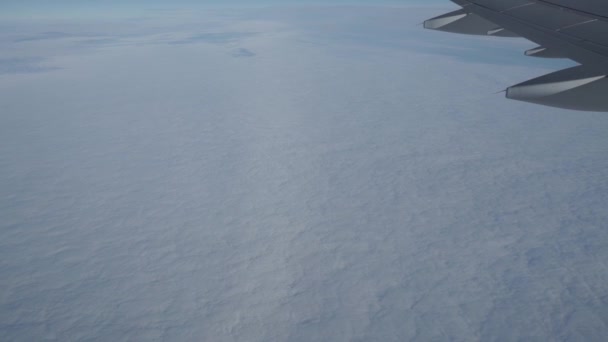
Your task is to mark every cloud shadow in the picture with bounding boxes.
[232,48,256,58]
[168,32,257,45]
[0,57,61,75]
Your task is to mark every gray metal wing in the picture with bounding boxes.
[425,0,608,112]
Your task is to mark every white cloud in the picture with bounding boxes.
[1,5,608,342]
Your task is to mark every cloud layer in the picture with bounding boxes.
[1,5,607,342]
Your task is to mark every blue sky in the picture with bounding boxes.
[5,0,445,3]
[2,0,450,20]
[2,0,448,18]
[3,0,447,10]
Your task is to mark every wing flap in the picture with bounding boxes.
[542,0,608,19]
[562,20,608,46]
[508,4,591,30]
[471,0,534,12]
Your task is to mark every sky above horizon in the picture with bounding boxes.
[4,0,445,4]
[2,3,608,342]
[3,0,447,10]
[2,0,449,19]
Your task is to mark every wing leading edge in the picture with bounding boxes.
[425,0,608,112]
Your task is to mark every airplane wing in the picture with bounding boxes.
[424,0,608,112]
